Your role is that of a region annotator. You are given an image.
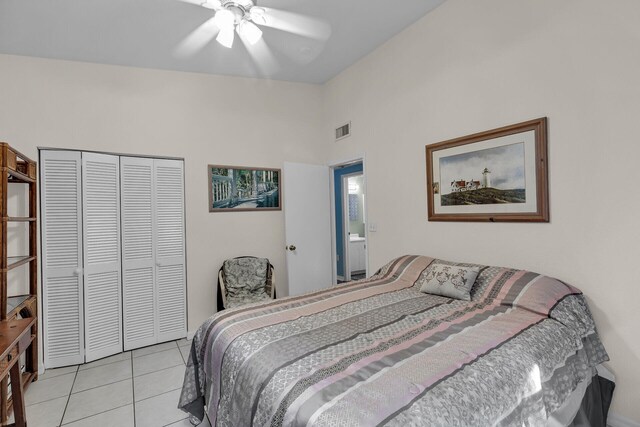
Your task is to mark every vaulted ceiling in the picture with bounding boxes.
[0,0,445,83]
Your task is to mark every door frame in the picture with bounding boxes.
[329,155,368,285]
[340,171,364,282]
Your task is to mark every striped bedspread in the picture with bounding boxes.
[179,255,608,426]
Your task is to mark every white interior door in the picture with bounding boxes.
[283,162,332,296]
[82,152,123,362]
[41,150,85,368]
[121,156,156,350]
[154,159,187,342]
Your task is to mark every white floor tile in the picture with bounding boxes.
[132,341,178,358]
[61,404,134,427]
[179,344,191,363]
[72,359,132,393]
[22,342,197,427]
[25,372,75,406]
[133,348,184,377]
[134,364,185,402]
[63,379,133,424]
[22,396,67,427]
[39,365,78,381]
[135,389,189,427]
[79,351,131,371]
[176,338,192,348]
[166,414,211,426]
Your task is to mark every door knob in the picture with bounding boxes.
[287,245,297,251]
[73,268,82,276]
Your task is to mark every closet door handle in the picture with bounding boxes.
[156,261,162,267]
[73,268,82,276]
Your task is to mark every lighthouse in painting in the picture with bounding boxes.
[482,167,491,188]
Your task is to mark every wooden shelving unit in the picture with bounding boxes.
[0,142,38,423]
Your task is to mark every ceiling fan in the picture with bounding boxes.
[198,0,267,48]
[176,0,332,62]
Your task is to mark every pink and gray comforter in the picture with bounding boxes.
[179,255,608,426]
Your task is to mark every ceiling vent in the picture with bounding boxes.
[335,122,351,141]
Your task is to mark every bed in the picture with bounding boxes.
[179,255,612,426]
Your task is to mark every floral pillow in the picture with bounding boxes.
[419,262,480,301]
[223,258,269,299]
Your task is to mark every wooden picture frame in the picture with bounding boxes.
[426,118,549,222]
[208,165,281,212]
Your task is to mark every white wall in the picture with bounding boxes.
[323,0,640,421]
[2,0,640,421]
[0,53,325,340]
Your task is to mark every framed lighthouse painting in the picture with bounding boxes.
[426,118,549,222]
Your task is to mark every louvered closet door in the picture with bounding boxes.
[154,159,187,342]
[121,157,157,350]
[41,150,85,368]
[82,153,123,362]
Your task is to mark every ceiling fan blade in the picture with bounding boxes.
[177,0,223,11]
[238,35,280,77]
[259,7,331,41]
[174,16,220,58]
[270,35,326,66]
[200,0,222,10]
[176,0,203,6]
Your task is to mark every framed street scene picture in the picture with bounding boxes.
[426,118,549,222]
[208,165,281,212]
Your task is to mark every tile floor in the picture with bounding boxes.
[12,338,210,427]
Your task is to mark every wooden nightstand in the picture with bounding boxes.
[0,318,36,427]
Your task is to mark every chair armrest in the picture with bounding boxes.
[270,268,276,299]
[219,270,228,309]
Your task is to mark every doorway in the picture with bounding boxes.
[331,160,367,283]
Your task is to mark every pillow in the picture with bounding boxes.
[419,262,480,301]
[223,257,269,299]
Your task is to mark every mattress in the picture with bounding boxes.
[179,255,609,426]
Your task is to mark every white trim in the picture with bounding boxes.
[342,174,349,282]
[328,154,366,169]
[38,146,184,161]
[609,412,640,427]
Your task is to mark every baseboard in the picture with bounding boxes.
[609,412,640,427]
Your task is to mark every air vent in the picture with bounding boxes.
[335,122,351,141]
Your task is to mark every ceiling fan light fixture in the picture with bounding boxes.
[249,7,266,25]
[237,20,262,45]
[214,8,235,29]
[216,27,235,48]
